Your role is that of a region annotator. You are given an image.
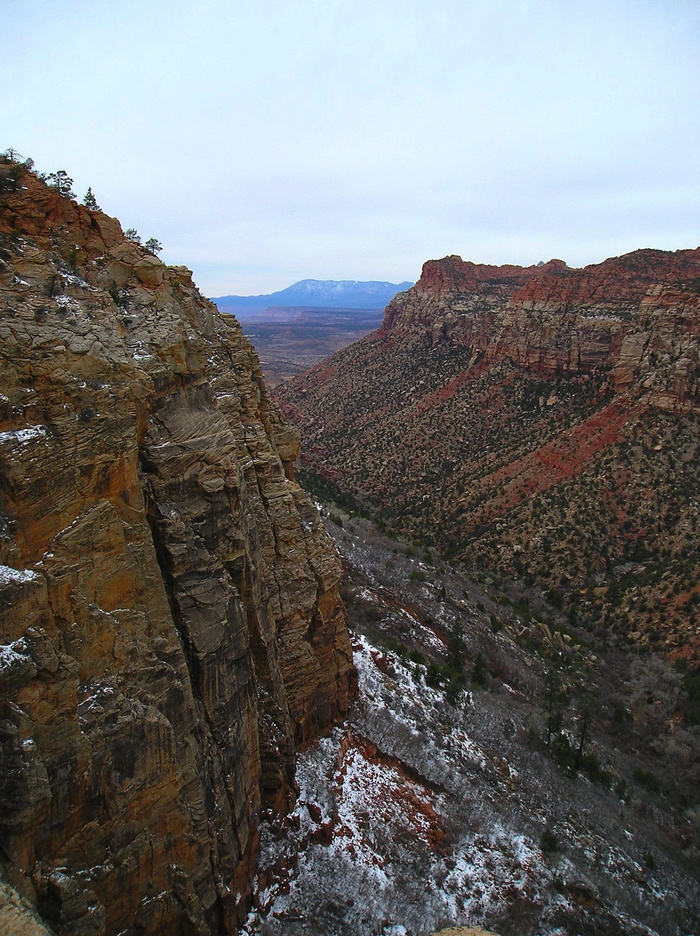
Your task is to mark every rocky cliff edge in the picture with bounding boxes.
[382,249,700,407]
[0,160,356,935]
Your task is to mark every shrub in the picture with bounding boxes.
[0,160,24,194]
[633,768,661,793]
[384,637,408,658]
[108,281,129,308]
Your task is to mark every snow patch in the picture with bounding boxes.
[0,639,30,669]
[0,564,41,586]
[0,426,48,446]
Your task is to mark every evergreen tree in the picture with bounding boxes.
[543,668,567,750]
[447,620,466,670]
[144,237,162,255]
[0,161,24,193]
[46,170,75,198]
[83,187,100,210]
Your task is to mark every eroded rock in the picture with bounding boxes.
[0,161,356,934]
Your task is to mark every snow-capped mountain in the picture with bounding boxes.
[212,279,413,311]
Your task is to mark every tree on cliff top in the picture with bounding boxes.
[82,187,100,210]
[47,170,75,198]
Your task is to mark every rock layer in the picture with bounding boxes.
[0,161,355,935]
[275,249,700,655]
[383,249,700,392]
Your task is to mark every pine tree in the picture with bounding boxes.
[83,187,100,210]
[543,669,567,750]
[46,171,75,198]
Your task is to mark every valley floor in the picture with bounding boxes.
[242,508,700,936]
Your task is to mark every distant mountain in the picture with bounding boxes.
[211,279,413,315]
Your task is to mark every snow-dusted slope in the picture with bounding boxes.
[243,510,700,936]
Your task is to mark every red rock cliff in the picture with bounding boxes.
[0,161,356,935]
[381,249,700,395]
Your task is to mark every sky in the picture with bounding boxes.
[2,0,699,296]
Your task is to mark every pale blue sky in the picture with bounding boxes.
[2,0,699,294]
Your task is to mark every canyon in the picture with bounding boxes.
[0,158,355,935]
[2,153,700,936]
[237,306,385,386]
[263,249,700,933]
[243,506,700,935]
[275,250,700,658]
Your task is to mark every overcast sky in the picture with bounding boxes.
[2,0,699,295]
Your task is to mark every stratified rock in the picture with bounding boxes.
[0,159,356,935]
[275,248,700,654]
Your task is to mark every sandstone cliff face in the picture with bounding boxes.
[0,163,355,935]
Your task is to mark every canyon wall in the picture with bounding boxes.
[275,248,700,656]
[0,163,355,935]
[383,249,700,399]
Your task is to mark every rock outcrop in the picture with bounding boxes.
[275,249,700,656]
[383,249,700,395]
[0,160,356,935]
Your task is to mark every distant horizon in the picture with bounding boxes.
[209,276,414,300]
[200,241,699,297]
[209,244,700,299]
[3,1,697,298]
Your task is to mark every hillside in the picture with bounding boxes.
[274,250,700,663]
[244,506,700,935]
[0,156,355,934]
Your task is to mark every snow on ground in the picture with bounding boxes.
[0,426,48,446]
[0,638,33,672]
[0,564,41,585]
[244,634,569,935]
[243,618,694,935]
[242,516,699,935]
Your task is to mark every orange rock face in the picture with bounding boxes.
[0,162,356,934]
[382,248,700,389]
